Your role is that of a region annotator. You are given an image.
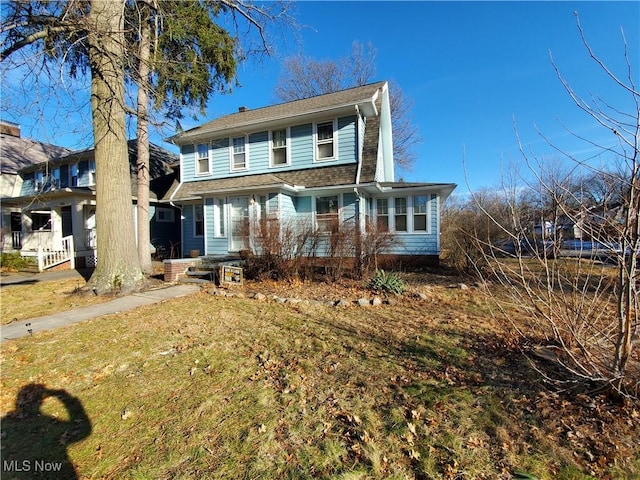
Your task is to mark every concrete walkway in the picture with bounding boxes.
[1,278,200,342]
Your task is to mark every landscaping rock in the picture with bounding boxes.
[371,296,383,306]
[357,298,371,307]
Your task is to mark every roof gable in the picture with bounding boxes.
[0,133,72,174]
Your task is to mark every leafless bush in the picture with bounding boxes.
[245,215,397,282]
[459,16,639,397]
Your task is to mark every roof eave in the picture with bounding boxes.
[170,99,380,146]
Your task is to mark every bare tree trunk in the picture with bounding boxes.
[88,0,144,294]
[136,3,152,275]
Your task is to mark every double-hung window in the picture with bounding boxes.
[413,195,428,231]
[196,144,210,175]
[232,136,247,170]
[58,164,70,188]
[316,195,339,232]
[271,129,288,166]
[316,121,335,161]
[376,198,389,232]
[71,164,78,186]
[394,198,407,232]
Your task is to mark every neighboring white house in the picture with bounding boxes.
[1,127,181,269]
[0,121,73,252]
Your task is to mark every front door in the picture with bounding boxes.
[229,196,249,252]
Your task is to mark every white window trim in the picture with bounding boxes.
[387,195,432,234]
[313,194,341,232]
[89,159,96,186]
[374,197,390,232]
[213,198,226,238]
[195,143,211,175]
[229,135,249,172]
[269,128,290,167]
[411,195,431,234]
[314,119,338,163]
[392,197,408,233]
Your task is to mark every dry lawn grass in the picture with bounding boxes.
[0,278,113,325]
[1,273,638,480]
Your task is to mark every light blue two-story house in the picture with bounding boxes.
[164,81,456,267]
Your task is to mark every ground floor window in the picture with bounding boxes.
[31,211,51,231]
[394,197,407,232]
[194,204,204,237]
[413,195,428,231]
[370,195,432,233]
[376,198,389,232]
[316,195,339,232]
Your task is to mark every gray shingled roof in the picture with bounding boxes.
[171,81,386,143]
[0,133,72,174]
[165,164,362,200]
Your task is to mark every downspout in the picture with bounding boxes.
[169,171,184,258]
[354,105,364,276]
[355,105,363,185]
[354,187,364,277]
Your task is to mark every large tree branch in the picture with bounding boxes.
[1,25,71,61]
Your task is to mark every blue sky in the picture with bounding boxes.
[2,1,638,194]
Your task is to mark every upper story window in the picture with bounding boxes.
[196,143,210,175]
[77,160,96,185]
[56,164,70,188]
[231,136,247,171]
[271,129,288,166]
[89,159,96,185]
[71,163,79,186]
[316,121,336,161]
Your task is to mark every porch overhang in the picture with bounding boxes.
[0,187,95,207]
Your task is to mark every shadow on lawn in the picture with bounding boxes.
[0,384,92,479]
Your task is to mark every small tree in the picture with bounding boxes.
[274,42,420,169]
[461,15,639,396]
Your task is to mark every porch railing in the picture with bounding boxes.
[37,235,75,272]
[11,231,22,250]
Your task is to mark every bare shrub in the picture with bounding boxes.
[459,16,639,397]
